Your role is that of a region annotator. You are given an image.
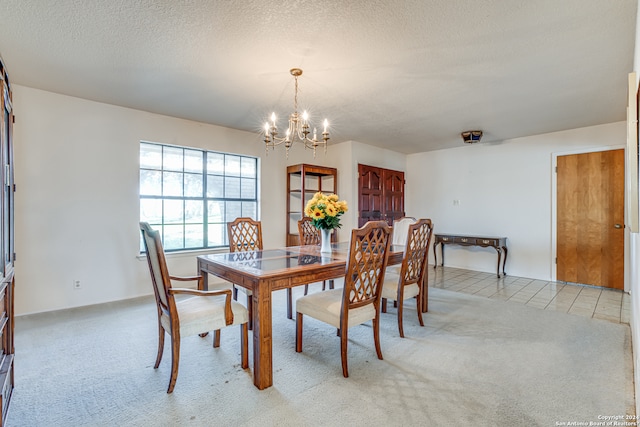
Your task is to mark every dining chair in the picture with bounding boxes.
[297,217,334,302]
[226,217,263,330]
[296,220,392,378]
[227,217,300,326]
[381,218,433,337]
[139,222,249,393]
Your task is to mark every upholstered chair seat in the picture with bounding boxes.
[161,296,249,338]
[296,289,377,329]
[380,274,420,302]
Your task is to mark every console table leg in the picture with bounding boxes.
[433,243,437,269]
[502,246,508,276]
[495,248,502,278]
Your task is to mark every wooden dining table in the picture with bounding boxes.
[197,241,426,390]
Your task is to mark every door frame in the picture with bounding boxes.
[550,144,628,290]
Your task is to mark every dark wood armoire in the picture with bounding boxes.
[0,54,15,426]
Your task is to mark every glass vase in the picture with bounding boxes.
[320,228,332,253]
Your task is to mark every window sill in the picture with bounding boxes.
[137,247,230,261]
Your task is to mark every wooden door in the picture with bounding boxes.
[358,164,383,227]
[358,164,405,226]
[557,149,624,289]
[383,169,405,224]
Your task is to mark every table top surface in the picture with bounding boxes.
[198,242,405,278]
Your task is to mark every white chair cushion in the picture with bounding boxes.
[296,288,376,329]
[386,265,401,275]
[161,296,249,337]
[392,218,417,246]
[381,274,420,301]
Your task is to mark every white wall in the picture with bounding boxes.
[12,85,293,315]
[406,122,627,280]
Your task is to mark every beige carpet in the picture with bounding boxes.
[7,286,634,426]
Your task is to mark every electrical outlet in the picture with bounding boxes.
[74,280,81,289]
[453,199,460,206]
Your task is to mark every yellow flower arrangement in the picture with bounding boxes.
[304,192,348,230]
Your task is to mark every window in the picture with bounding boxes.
[139,142,258,252]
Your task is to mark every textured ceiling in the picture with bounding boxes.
[0,0,636,153]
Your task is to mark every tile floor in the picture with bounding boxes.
[429,266,630,324]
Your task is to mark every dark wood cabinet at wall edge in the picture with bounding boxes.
[286,164,337,246]
[433,234,507,278]
[0,54,15,427]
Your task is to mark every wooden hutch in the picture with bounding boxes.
[286,164,337,246]
[0,54,15,426]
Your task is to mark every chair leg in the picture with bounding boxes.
[240,323,249,369]
[167,334,180,393]
[154,322,165,369]
[321,281,325,291]
[247,294,253,330]
[381,298,387,313]
[329,279,335,289]
[373,314,383,360]
[304,284,309,295]
[397,299,405,338]
[295,312,303,352]
[213,329,221,348]
[340,327,349,378]
[416,295,424,327]
[397,287,406,338]
[287,288,293,319]
[233,285,238,301]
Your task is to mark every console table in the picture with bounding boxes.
[433,234,508,278]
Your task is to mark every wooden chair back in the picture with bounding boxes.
[398,219,434,287]
[139,222,176,320]
[298,217,321,245]
[343,220,392,311]
[227,217,263,252]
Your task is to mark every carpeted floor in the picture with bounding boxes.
[6,286,634,426]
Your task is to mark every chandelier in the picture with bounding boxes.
[263,68,330,157]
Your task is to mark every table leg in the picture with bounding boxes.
[502,246,508,276]
[198,261,210,337]
[495,248,502,278]
[433,242,437,269]
[252,282,273,390]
